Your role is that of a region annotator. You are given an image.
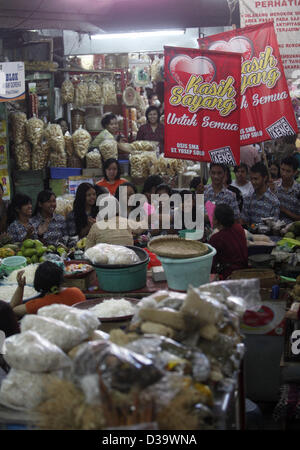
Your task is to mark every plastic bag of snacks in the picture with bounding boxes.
[64,131,74,157]
[155,155,186,177]
[74,81,88,107]
[130,141,158,152]
[55,195,74,218]
[49,150,67,167]
[72,126,91,159]
[102,79,117,105]
[31,141,50,170]
[99,139,118,161]
[44,123,65,154]
[61,79,74,104]
[129,151,157,178]
[86,149,102,169]
[15,142,31,170]
[10,112,27,144]
[87,80,102,105]
[26,116,44,146]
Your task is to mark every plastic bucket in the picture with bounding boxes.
[1,256,27,275]
[157,244,216,291]
[92,246,149,292]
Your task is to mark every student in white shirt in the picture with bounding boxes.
[232,163,254,198]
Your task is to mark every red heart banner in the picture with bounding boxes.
[199,21,299,145]
[164,46,242,163]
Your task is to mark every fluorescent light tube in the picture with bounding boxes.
[91,29,185,40]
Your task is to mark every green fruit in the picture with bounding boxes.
[36,246,47,256]
[17,251,23,256]
[34,240,43,247]
[57,247,66,256]
[23,248,37,257]
[26,257,31,264]
[39,256,46,263]
[47,245,56,252]
[285,232,295,238]
[23,239,35,248]
[31,255,39,264]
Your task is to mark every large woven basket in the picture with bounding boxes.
[148,235,209,259]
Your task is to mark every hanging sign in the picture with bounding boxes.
[198,22,299,145]
[0,62,25,102]
[164,46,242,163]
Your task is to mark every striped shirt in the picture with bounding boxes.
[241,189,280,225]
[274,180,300,224]
[204,184,240,219]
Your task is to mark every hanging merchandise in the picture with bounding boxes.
[72,126,92,159]
[74,80,88,108]
[123,87,137,107]
[199,22,299,146]
[10,112,27,145]
[102,78,118,105]
[151,56,164,83]
[26,116,44,146]
[64,132,74,157]
[61,80,74,105]
[32,141,50,171]
[132,64,151,87]
[44,123,65,155]
[14,142,31,170]
[87,79,102,105]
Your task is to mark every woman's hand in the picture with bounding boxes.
[17,270,26,289]
[25,224,34,237]
[87,217,96,226]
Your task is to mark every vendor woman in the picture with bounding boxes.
[96,158,127,196]
[31,190,68,246]
[10,261,86,317]
[7,193,36,243]
[136,106,164,153]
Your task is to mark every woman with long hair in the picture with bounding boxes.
[31,190,67,246]
[96,158,127,195]
[7,193,36,242]
[66,182,99,238]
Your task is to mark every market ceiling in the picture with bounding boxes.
[0,0,240,34]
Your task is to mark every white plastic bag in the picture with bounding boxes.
[3,330,71,372]
[21,315,87,352]
[84,243,140,265]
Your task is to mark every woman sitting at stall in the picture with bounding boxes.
[66,183,99,238]
[9,261,86,317]
[96,158,127,196]
[90,113,119,149]
[31,190,68,246]
[209,203,248,279]
[136,105,164,153]
[7,193,37,243]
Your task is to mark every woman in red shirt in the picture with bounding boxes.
[96,158,127,196]
[209,203,248,279]
[136,106,164,153]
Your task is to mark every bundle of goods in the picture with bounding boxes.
[154,154,187,177]
[0,279,259,430]
[61,80,74,104]
[129,151,158,179]
[72,126,91,160]
[87,80,102,105]
[44,124,65,155]
[10,112,27,144]
[99,139,118,161]
[74,81,88,108]
[102,79,117,105]
[26,116,44,146]
[31,141,51,170]
[130,140,158,152]
[86,149,102,170]
[14,141,31,171]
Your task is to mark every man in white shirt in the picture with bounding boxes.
[232,163,254,198]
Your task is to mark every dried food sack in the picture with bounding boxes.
[0,368,60,410]
[87,80,102,105]
[49,150,67,167]
[74,81,88,107]
[86,149,102,169]
[26,116,44,146]
[72,126,91,159]
[10,112,27,144]
[61,79,74,104]
[21,315,87,352]
[15,141,31,170]
[3,330,71,372]
[64,131,74,156]
[99,139,118,161]
[31,141,50,170]
[102,80,117,105]
[38,304,99,336]
[44,123,65,154]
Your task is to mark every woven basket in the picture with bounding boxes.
[148,235,209,259]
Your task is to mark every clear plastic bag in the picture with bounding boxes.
[32,141,50,170]
[64,131,74,156]
[99,139,118,161]
[38,304,99,336]
[102,79,117,105]
[14,141,31,170]
[26,116,44,146]
[61,79,74,104]
[86,149,102,169]
[21,315,88,352]
[3,330,71,372]
[180,287,226,325]
[74,81,88,107]
[44,123,65,154]
[72,126,91,159]
[87,80,102,105]
[10,111,27,144]
[84,243,140,265]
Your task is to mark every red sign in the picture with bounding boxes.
[164,46,242,164]
[199,21,299,145]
